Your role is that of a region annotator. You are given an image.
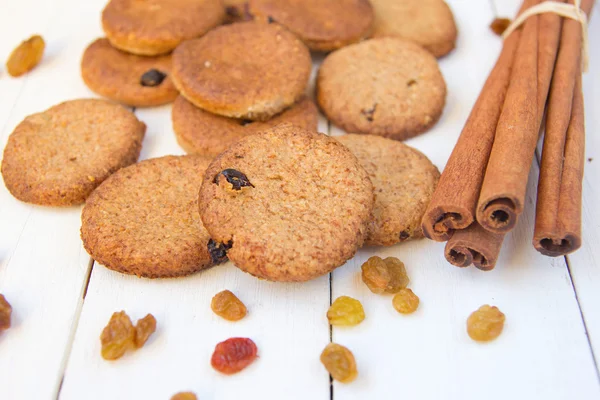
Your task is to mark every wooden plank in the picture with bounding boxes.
[329,0,600,398]
[0,1,105,399]
[59,62,332,400]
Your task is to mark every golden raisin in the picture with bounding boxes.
[361,256,409,294]
[211,290,247,321]
[170,392,197,400]
[211,337,258,374]
[467,305,505,342]
[327,296,365,326]
[100,311,135,360]
[0,294,12,331]
[490,18,511,36]
[392,288,420,314]
[134,314,156,348]
[320,343,357,383]
[6,35,45,77]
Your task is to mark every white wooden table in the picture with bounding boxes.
[0,0,598,399]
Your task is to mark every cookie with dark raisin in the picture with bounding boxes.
[198,124,374,282]
[102,0,225,56]
[81,155,215,278]
[172,95,319,158]
[248,0,374,51]
[81,38,178,107]
[336,134,440,245]
[172,21,312,121]
[317,38,447,140]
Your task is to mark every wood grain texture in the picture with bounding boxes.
[0,0,103,399]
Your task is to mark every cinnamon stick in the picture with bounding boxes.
[420,0,534,242]
[444,223,504,271]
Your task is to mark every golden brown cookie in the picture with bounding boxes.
[1,99,145,206]
[102,0,225,56]
[336,134,440,246]
[248,0,373,51]
[199,124,374,282]
[81,38,178,107]
[172,21,312,121]
[81,155,214,278]
[172,95,318,158]
[317,38,446,141]
[371,0,457,58]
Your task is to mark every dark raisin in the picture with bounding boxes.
[208,239,232,264]
[239,119,253,126]
[226,6,240,18]
[399,230,409,240]
[267,16,275,23]
[360,104,377,122]
[140,69,166,87]
[213,169,255,190]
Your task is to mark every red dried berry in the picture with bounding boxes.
[211,337,258,375]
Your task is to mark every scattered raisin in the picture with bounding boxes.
[100,311,136,360]
[170,392,197,400]
[490,18,511,36]
[320,343,357,383]
[134,314,157,348]
[467,305,505,342]
[214,168,255,190]
[211,337,258,374]
[211,290,247,321]
[361,256,409,294]
[392,288,420,314]
[327,296,365,326]
[6,35,45,77]
[0,294,12,331]
[208,239,232,264]
[140,69,166,87]
[360,104,377,122]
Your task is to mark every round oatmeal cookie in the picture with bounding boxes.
[1,99,145,206]
[81,155,214,278]
[248,0,373,51]
[317,38,446,141]
[370,0,457,58]
[172,95,318,158]
[336,134,440,245]
[172,21,312,121]
[81,38,178,107]
[102,0,225,56]
[199,124,374,282]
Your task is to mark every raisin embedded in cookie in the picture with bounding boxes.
[371,0,457,58]
[337,134,440,246]
[172,95,319,158]
[81,38,178,107]
[81,155,215,278]
[102,0,225,56]
[1,99,145,206]
[172,21,312,121]
[198,124,374,282]
[248,0,373,51]
[317,38,447,141]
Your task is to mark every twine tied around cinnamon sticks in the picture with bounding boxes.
[502,0,590,71]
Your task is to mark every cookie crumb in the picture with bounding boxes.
[490,18,511,36]
[171,393,197,400]
[204,60,211,68]
[0,294,12,331]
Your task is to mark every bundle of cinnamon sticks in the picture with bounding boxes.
[421,0,594,270]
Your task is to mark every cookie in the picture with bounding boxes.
[370,0,457,58]
[102,0,225,56]
[81,155,214,278]
[248,0,373,51]
[1,99,145,206]
[81,38,178,107]
[172,21,312,121]
[199,124,374,282]
[172,95,318,158]
[336,134,440,246]
[317,38,446,141]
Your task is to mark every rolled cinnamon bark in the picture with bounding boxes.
[444,223,505,271]
[420,0,535,242]
[476,5,540,234]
